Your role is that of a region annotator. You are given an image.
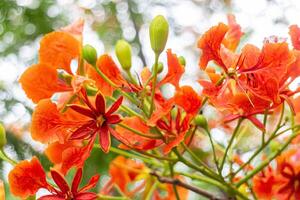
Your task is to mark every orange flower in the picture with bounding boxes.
[198,23,229,70]
[222,14,243,51]
[9,157,99,199]
[115,116,162,150]
[174,86,202,116]
[157,108,191,154]
[199,26,297,129]
[157,49,185,89]
[19,21,82,103]
[289,25,300,50]
[108,156,146,195]
[253,148,300,200]
[87,54,128,96]
[252,166,275,200]
[8,157,48,198]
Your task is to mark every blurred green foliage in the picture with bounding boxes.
[0,0,66,56]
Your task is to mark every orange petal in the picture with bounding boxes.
[222,14,243,51]
[45,141,77,164]
[109,156,145,193]
[88,55,127,96]
[0,180,5,200]
[174,86,202,115]
[60,138,94,175]
[31,99,66,143]
[39,31,81,73]
[19,63,70,103]
[238,44,260,70]
[158,49,185,89]
[289,25,300,50]
[115,117,161,150]
[197,23,228,70]
[8,157,47,198]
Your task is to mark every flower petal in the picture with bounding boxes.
[158,49,185,89]
[197,23,228,70]
[8,157,47,199]
[98,124,111,153]
[78,175,100,193]
[71,168,83,194]
[68,104,95,118]
[95,92,106,114]
[50,170,70,194]
[106,96,123,116]
[174,86,202,116]
[19,63,70,103]
[39,31,80,74]
[106,114,122,124]
[31,99,64,143]
[75,192,98,200]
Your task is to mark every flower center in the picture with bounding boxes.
[96,115,105,127]
[227,67,236,77]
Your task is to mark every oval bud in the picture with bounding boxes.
[115,40,132,71]
[194,114,208,129]
[152,62,164,74]
[82,44,97,65]
[149,15,169,55]
[0,123,7,149]
[178,56,186,66]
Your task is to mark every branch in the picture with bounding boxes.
[150,171,229,200]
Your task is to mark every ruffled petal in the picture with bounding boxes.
[8,157,47,198]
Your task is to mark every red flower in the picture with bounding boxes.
[157,108,191,154]
[69,89,123,153]
[253,148,300,200]
[8,157,99,199]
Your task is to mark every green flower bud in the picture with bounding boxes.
[194,115,208,129]
[152,62,164,74]
[115,40,132,71]
[178,56,186,66]
[149,15,169,55]
[0,123,7,149]
[82,44,97,65]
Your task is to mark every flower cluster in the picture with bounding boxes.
[3,14,300,200]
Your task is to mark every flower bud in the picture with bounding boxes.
[152,62,164,74]
[178,56,186,66]
[0,123,7,149]
[194,114,208,129]
[115,40,132,71]
[82,44,97,65]
[149,15,169,55]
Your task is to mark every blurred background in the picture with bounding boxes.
[1,0,300,198]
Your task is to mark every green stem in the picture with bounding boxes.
[96,145,161,166]
[149,53,159,115]
[236,129,300,187]
[204,128,220,174]
[220,118,243,171]
[173,149,221,182]
[98,195,129,200]
[181,142,211,170]
[126,70,138,85]
[92,63,139,105]
[0,149,17,165]
[232,105,288,177]
[145,180,159,200]
[169,163,180,200]
[177,171,227,191]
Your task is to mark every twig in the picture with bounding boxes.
[150,171,229,200]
